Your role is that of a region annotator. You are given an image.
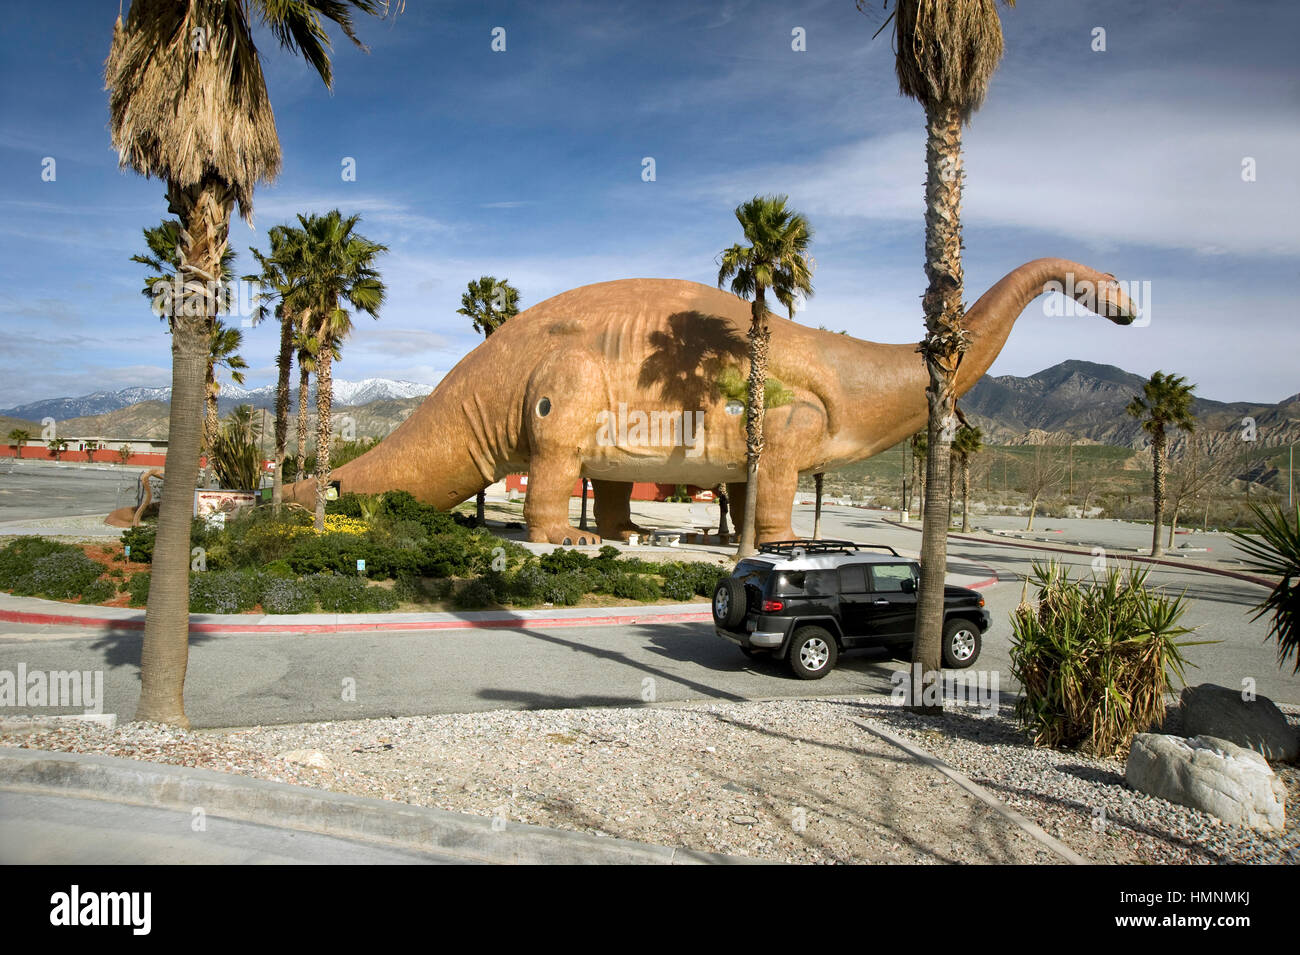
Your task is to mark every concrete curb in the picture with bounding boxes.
[882,520,1275,589]
[0,748,757,865]
[857,720,1089,865]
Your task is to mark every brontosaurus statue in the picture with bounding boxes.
[285,258,1136,543]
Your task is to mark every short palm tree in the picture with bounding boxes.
[1127,371,1197,556]
[457,276,521,522]
[282,210,387,529]
[105,0,387,727]
[866,0,1014,705]
[717,195,815,556]
[47,437,69,460]
[205,320,248,452]
[953,424,984,532]
[8,429,31,459]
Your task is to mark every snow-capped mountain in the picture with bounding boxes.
[2,378,433,421]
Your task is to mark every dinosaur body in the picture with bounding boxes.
[285,258,1135,543]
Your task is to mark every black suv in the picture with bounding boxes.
[712,540,990,679]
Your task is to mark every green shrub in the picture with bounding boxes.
[0,537,79,589]
[120,525,156,563]
[660,564,696,601]
[307,573,398,613]
[508,563,549,605]
[190,570,263,614]
[326,492,366,519]
[540,548,592,574]
[598,545,620,560]
[1008,561,1201,757]
[453,575,498,609]
[80,579,115,604]
[127,572,151,607]
[14,551,105,600]
[264,559,295,578]
[610,572,660,602]
[260,576,319,614]
[392,574,420,603]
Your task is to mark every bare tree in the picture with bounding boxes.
[1021,445,1066,531]
[1166,434,1233,546]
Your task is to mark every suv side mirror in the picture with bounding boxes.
[900,578,915,594]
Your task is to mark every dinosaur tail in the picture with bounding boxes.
[282,347,521,511]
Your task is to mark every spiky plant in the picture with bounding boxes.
[1231,502,1300,673]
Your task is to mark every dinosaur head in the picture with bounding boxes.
[1071,271,1139,325]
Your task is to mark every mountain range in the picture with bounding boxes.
[0,378,432,422]
[2,363,1296,451]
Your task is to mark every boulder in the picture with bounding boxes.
[1126,734,1285,831]
[1181,683,1298,763]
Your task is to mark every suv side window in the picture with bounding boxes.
[870,563,914,593]
[773,569,837,596]
[838,564,869,594]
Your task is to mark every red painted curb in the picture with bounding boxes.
[883,520,1275,589]
[0,607,715,635]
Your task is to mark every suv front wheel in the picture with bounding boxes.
[788,626,838,680]
[942,618,981,669]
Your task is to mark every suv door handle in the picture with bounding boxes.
[873,599,889,606]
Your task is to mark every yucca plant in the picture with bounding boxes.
[1009,560,1203,756]
[1230,501,1299,673]
[210,420,260,491]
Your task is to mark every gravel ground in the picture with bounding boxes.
[2,697,1295,865]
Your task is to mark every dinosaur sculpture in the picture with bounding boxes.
[285,258,1136,543]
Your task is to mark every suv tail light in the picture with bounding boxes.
[762,599,784,612]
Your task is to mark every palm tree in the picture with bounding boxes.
[866,0,1014,705]
[205,320,248,452]
[717,195,815,556]
[248,223,308,508]
[1127,371,1197,556]
[133,217,241,453]
[105,0,387,727]
[457,276,521,522]
[8,429,31,459]
[282,210,387,529]
[47,437,68,460]
[953,424,984,532]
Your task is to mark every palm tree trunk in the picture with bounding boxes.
[911,103,967,711]
[1151,429,1167,556]
[1167,501,1181,549]
[296,362,310,482]
[961,458,971,533]
[272,315,292,509]
[739,295,770,557]
[204,375,218,452]
[813,473,824,540]
[314,344,333,531]
[136,178,233,728]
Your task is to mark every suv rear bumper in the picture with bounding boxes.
[715,615,794,651]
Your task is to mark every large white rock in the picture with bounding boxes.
[1126,734,1286,831]
[1181,683,1298,763]
[277,749,334,770]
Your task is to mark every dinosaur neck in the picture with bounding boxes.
[956,257,1109,392]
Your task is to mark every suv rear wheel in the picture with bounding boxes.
[788,626,838,680]
[712,579,748,629]
[942,618,981,669]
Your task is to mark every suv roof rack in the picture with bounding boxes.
[756,540,902,558]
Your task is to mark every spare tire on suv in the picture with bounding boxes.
[712,578,748,629]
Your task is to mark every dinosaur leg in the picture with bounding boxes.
[523,455,601,545]
[591,480,648,541]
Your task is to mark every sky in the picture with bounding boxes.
[0,0,1297,411]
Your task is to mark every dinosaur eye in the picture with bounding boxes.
[536,397,551,417]
[724,400,744,416]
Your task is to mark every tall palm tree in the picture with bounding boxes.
[953,423,984,533]
[106,0,386,727]
[283,210,387,529]
[866,0,1014,705]
[717,195,815,556]
[1127,371,1197,556]
[248,223,308,508]
[205,320,248,451]
[457,276,521,523]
